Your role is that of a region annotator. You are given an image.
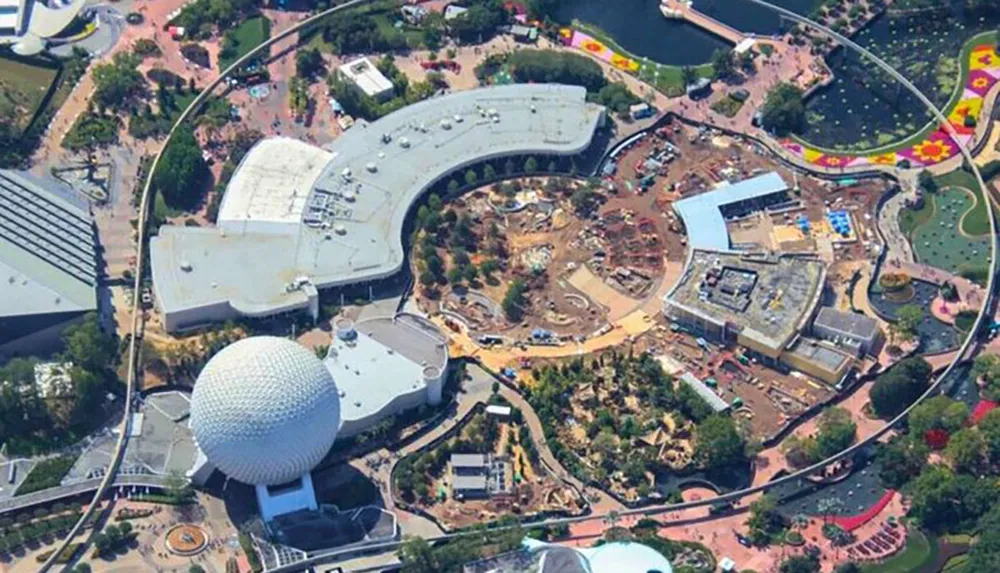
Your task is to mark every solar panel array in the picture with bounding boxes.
[0,172,96,286]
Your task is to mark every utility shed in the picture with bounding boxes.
[679,372,729,413]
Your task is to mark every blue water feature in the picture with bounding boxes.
[555,0,821,66]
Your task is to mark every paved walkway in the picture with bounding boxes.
[879,191,916,266]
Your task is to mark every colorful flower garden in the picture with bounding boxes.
[559,28,641,73]
[780,44,1000,169]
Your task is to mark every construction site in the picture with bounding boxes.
[401,403,586,529]
[409,117,892,450]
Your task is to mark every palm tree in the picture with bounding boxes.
[817,497,844,524]
[681,66,697,88]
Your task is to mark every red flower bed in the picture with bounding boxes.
[829,490,896,532]
[971,400,998,425]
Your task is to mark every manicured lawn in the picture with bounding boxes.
[711,94,745,118]
[218,15,271,70]
[572,20,714,97]
[961,192,990,236]
[911,186,991,273]
[371,12,424,47]
[0,56,60,132]
[931,168,991,236]
[861,529,936,573]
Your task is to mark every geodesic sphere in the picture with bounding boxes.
[190,336,341,485]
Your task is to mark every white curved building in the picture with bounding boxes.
[1,0,87,55]
[326,313,448,437]
[150,84,606,332]
[189,336,342,521]
[188,316,448,520]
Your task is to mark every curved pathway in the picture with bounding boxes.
[37,1,378,570]
[42,3,999,572]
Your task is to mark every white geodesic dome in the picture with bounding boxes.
[190,336,341,486]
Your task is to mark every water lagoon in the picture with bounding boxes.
[558,0,1000,151]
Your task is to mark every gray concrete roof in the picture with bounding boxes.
[813,307,879,341]
[450,453,488,469]
[785,337,853,372]
[0,170,96,318]
[150,84,604,324]
[452,474,488,490]
[666,250,825,353]
[324,313,447,428]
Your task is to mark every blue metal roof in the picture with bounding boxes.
[672,172,788,251]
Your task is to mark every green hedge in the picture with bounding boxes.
[15,454,77,496]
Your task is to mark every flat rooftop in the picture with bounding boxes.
[0,170,96,319]
[151,84,605,326]
[666,250,825,353]
[324,313,447,428]
[785,337,853,372]
[451,453,489,468]
[672,172,788,251]
[813,307,879,340]
[338,57,393,97]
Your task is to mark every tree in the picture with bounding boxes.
[746,494,787,546]
[780,554,820,573]
[892,304,923,343]
[974,354,1000,401]
[524,156,537,174]
[760,82,806,136]
[681,65,697,87]
[295,47,325,80]
[189,566,207,573]
[815,407,857,458]
[978,408,1000,466]
[507,49,607,92]
[464,168,478,187]
[907,465,993,532]
[449,3,506,43]
[876,436,929,489]
[92,52,145,111]
[153,125,210,209]
[570,188,601,218]
[502,279,528,321]
[918,169,938,194]
[480,259,500,277]
[834,563,862,573]
[946,428,986,474]
[968,505,1000,570]
[399,536,438,573]
[908,395,968,440]
[870,357,932,418]
[694,415,746,470]
[63,312,116,374]
[782,435,821,469]
[482,163,496,182]
[711,48,735,79]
